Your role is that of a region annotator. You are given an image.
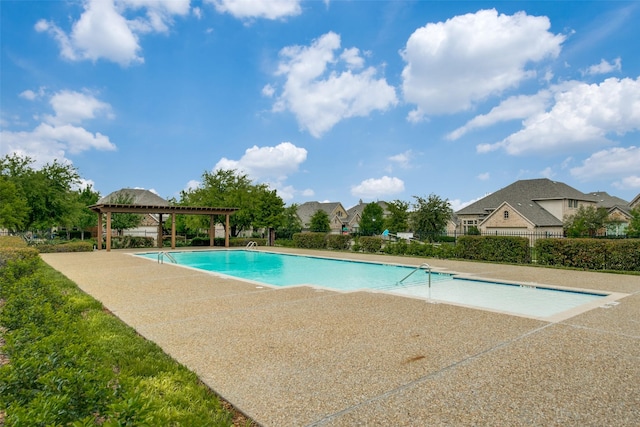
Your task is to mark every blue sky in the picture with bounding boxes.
[2,1,640,210]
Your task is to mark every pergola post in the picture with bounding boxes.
[96,212,102,250]
[106,212,112,252]
[209,215,215,247]
[157,213,163,249]
[171,213,176,249]
[225,214,230,248]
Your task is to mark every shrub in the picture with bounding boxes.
[536,238,640,271]
[457,235,530,264]
[0,256,235,426]
[35,241,94,253]
[110,236,155,249]
[293,232,327,249]
[325,234,351,250]
[0,247,39,269]
[358,236,383,253]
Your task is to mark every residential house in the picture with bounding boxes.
[589,191,632,236]
[345,200,389,234]
[630,193,640,210]
[455,178,599,237]
[296,201,349,233]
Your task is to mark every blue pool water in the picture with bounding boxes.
[137,250,606,318]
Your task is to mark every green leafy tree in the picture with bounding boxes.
[359,202,385,236]
[110,194,143,236]
[627,207,640,237]
[309,210,330,232]
[410,194,453,241]
[563,205,609,237]
[74,185,101,239]
[180,169,285,237]
[0,154,81,232]
[384,200,409,234]
[0,175,29,231]
[276,204,302,239]
[252,186,285,231]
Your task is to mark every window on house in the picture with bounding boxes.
[503,210,509,219]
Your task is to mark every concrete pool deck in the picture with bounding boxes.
[41,248,640,426]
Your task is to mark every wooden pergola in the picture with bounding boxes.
[88,203,239,252]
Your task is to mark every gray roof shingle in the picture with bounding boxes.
[456,178,598,227]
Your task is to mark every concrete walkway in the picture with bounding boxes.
[41,248,640,426]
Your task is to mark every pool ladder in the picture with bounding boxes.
[246,241,258,250]
[158,251,177,264]
[397,263,432,288]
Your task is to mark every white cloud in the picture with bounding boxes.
[45,90,114,125]
[351,176,405,199]
[0,91,116,166]
[35,0,190,66]
[207,0,302,20]
[388,150,414,169]
[450,195,487,212]
[582,57,622,76]
[19,90,39,101]
[477,77,640,155]
[570,146,640,186]
[270,32,397,138]
[261,84,276,97]
[477,172,490,181]
[401,9,564,121]
[214,142,307,183]
[614,175,640,190]
[447,91,551,140]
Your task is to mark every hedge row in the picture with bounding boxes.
[535,238,640,271]
[382,240,458,259]
[0,251,234,425]
[456,235,531,264]
[292,232,327,249]
[35,241,94,253]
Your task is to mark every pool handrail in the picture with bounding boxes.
[397,263,432,288]
[158,251,177,264]
[246,241,258,249]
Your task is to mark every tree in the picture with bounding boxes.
[252,186,285,231]
[309,210,330,232]
[563,205,609,237]
[410,194,453,240]
[74,185,101,239]
[0,154,81,232]
[110,194,143,236]
[0,175,29,231]
[627,207,640,237]
[384,200,410,234]
[277,204,302,239]
[359,202,385,236]
[180,169,285,237]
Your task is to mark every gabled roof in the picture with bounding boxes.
[589,191,631,216]
[346,201,388,220]
[296,201,345,226]
[456,178,597,227]
[480,201,536,228]
[630,193,640,209]
[97,188,169,206]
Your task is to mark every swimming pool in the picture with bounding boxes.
[137,250,607,319]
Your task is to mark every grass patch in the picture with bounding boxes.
[0,254,252,426]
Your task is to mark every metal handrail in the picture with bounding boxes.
[397,263,432,288]
[158,251,177,264]
[246,241,258,249]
